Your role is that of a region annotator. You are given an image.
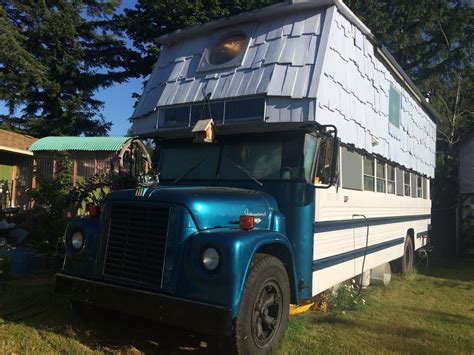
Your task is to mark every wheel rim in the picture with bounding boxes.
[251,280,283,348]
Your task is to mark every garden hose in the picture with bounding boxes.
[352,214,369,299]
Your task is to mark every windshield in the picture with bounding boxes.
[158,132,318,183]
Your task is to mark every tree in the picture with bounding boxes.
[118,0,279,80]
[336,1,474,211]
[0,0,139,136]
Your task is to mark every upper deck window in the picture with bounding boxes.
[198,32,249,72]
[389,85,401,128]
[158,97,265,128]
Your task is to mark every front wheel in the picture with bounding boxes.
[230,253,290,354]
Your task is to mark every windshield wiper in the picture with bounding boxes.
[222,155,263,187]
[173,158,207,184]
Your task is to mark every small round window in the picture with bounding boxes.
[208,34,248,65]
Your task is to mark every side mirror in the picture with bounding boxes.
[314,127,340,189]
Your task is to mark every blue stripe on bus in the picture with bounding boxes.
[313,214,431,233]
[312,237,405,271]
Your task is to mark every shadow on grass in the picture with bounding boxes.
[308,306,472,353]
[0,275,220,354]
[422,256,474,282]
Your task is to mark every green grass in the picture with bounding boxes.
[0,257,473,354]
[276,258,474,354]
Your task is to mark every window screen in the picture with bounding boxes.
[341,147,362,190]
[363,157,375,191]
[389,85,401,128]
[396,168,404,196]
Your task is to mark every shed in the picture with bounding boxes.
[459,133,474,255]
[131,0,437,180]
[28,137,152,185]
[0,129,37,209]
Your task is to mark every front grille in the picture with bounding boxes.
[103,203,170,288]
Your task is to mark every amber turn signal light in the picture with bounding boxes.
[239,215,254,230]
[86,203,100,217]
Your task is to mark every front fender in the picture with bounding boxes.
[62,217,101,276]
[176,229,297,318]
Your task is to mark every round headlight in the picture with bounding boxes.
[71,231,84,250]
[202,248,220,271]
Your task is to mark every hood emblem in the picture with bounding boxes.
[244,208,267,217]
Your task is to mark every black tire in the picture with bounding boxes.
[401,236,414,274]
[229,253,290,354]
[392,236,414,274]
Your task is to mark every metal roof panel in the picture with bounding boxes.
[29,137,130,152]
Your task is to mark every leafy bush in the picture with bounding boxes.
[29,157,137,253]
[328,279,366,312]
[29,158,74,252]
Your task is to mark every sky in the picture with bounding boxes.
[0,0,141,137]
[96,0,140,137]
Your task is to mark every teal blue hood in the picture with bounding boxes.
[106,186,279,230]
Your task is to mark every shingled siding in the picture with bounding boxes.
[314,9,436,177]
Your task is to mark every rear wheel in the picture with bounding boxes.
[392,236,414,274]
[401,236,414,274]
[230,254,290,354]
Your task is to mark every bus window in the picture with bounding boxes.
[341,147,362,190]
[376,161,386,193]
[387,165,396,194]
[417,175,423,198]
[363,156,375,191]
[404,171,411,196]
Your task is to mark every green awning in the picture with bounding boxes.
[28,136,131,152]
